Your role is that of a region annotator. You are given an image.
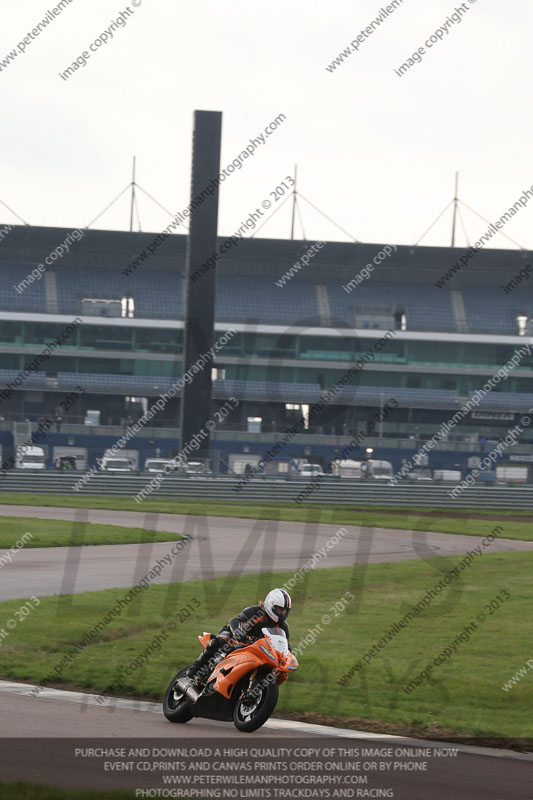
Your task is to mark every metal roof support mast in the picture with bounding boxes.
[290,165,297,239]
[451,171,459,247]
[129,156,137,232]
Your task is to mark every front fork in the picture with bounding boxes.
[243,667,281,703]
[246,668,258,692]
[241,668,258,701]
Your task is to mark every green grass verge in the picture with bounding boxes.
[0,493,530,540]
[0,517,183,549]
[0,784,136,800]
[1,553,531,739]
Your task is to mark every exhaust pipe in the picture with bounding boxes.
[176,676,201,704]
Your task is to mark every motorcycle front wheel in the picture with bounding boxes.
[163,668,194,723]
[233,678,279,732]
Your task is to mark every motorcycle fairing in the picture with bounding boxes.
[210,644,270,699]
[259,644,276,661]
[282,653,299,671]
[198,631,299,696]
[199,632,213,648]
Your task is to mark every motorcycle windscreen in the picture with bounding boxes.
[261,626,289,655]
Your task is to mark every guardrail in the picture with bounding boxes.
[0,472,532,509]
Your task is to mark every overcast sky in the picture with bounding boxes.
[2,0,531,250]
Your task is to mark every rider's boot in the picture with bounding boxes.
[186,637,221,683]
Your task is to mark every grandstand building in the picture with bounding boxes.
[1,223,533,476]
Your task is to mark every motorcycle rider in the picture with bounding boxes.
[186,588,292,684]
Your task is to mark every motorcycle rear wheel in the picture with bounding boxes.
[163,668,194,723]
[233,678,279,732]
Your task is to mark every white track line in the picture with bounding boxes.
[1,680,531,762]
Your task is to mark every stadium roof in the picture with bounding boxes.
[1,223,532,288]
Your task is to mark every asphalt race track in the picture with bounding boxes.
[0,681,532,799]
[1,504,532,601]
[1,505,533,798]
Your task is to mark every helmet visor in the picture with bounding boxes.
[274,604,289,621]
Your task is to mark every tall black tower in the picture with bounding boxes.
[179,110,222,461]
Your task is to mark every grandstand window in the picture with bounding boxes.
[0,321,19,344]
[134,328,181,354]
[79,325,133,351]
[74,357,176,377]
[218,332,242,356]
[73,358,127,375]
[0,354,20,370]
[245,333,297,359]
[407,340,460,366]
[24,322,79,347]
[355,337,391,355]
[20,354,70,374]
[238,332,408,364]
[300,336,353,362]
[460,342,511,367]
[132,359,178,377]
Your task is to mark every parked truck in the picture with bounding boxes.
[144,458,173,473]
[297,462,325,478]
[496,465,528,483]
[100,457,135,472]
[331,459,393,479]
[16,446,46,470]
[433,469,462,482]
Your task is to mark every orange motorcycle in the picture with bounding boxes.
[163,626,299,732]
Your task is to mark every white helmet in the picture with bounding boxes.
[264,588,291,623]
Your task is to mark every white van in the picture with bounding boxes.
[298,463,324,478]
[496,465,528,483]
[17,446,46,470]
[182,461,211,475]
[331,459,393,479]
[433,470,462,482]
[100,458,135,472]
[145,458,173,473]
[370,460,394,480]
